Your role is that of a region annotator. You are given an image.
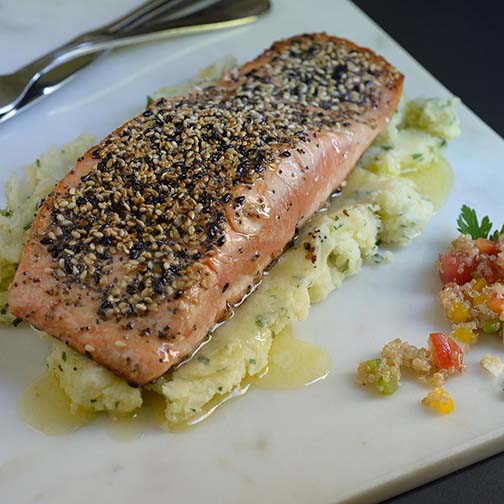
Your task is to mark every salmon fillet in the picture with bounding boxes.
[9,33,403,385]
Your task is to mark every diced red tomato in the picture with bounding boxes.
[428,332,463,371]
[474,256,503,285]
[475,238,498,255]
[439,242,503,286]
[438,252,475,285]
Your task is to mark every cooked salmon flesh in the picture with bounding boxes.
[9,34,403,385]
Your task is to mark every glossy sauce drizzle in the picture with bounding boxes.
[18,372,95,435]
[253,326,331,389]
[403,157,453,210]
[19,326,330,437]
[18,161,448,437]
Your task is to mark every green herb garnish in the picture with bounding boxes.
[371,253,384,264]
[146,95,154,108]
[381,145,393,151]
[456,205,503,241]
[483,320,501,334]
[35,159,41,168]
[411,153,423,160]
[0,209,12,217]
[197,355,210,365]
[249,358,256,365]
[62,351,67,362]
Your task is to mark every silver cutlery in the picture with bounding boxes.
[0,0,270,123]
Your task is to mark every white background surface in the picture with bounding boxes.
[1,1,504,503]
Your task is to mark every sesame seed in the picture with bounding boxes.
[39,34,398,321]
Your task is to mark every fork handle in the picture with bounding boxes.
[16,0,199,88]
[17,0,251,84]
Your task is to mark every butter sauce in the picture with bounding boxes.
[18,372,95,435]
[403,157,453,210]
[17,160,450,437]
[19,326,329,436]
[253,327,331,389]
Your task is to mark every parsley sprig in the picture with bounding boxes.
[457,205,504,241]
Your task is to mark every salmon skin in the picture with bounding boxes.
[9,34,403,385]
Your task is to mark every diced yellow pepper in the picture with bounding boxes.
[447,302,469,323]
[473,278,487,292]
[473,293,490,306]
[422,387,454,415]
[452,326,477,344]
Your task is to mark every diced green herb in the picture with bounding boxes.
[90,399,97,404]
[411,153,423,160]
[439,138,447,148]
[217,386,223,392]
[58,364,63,373]
[35,159,41,167]
[362,358,381,374]
[249,358,256,365]
[12,317,22,327]
[377,377,399,395]
[197,355,210,365]
[456,205,500,240]
[381,145,393,151]
[255,317,265,328]
[0,209,12,217]
[483,320,501,334]
[0,306,7,315]
[115,401,120,408]
[23,223,31,231]
[146,95,154,108]
[371,253,384,264]
[61,351,67,362]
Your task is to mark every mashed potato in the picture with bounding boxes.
[0,60,460,426]
[0,134,96,323]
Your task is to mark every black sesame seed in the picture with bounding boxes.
[207,224,219,240]
[38,35,397,320]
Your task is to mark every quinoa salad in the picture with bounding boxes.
[356,206,504,415]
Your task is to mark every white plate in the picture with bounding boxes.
[1,1,504,503]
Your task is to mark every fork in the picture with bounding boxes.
[0,0,223,115]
